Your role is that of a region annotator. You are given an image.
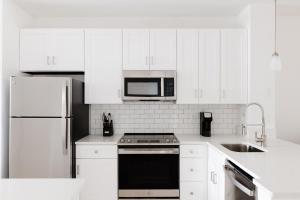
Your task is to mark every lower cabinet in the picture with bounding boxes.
[208,146,226,200]
[76,144,118,200]
[180,144,208,200]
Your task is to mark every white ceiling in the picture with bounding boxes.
[13,0,300,18]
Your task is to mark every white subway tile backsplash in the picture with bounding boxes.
[90,102,244,135]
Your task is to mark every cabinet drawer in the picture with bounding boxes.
[180,181,206,200]
[76,145,117,159]
[180,145,207,158]
[180,158,207,181]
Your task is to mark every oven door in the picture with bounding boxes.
[118,147,179,198]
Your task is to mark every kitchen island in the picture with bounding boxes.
[0,179,84,200]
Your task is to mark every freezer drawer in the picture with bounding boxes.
[10,77,71,117]
[9,118,71,178]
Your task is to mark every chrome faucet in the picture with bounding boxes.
[242,102,266,143]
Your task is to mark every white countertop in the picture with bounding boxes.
[177,134,300,199]
[75,134,121,145]
[0,179,84,200]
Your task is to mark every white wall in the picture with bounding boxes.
[276,16,300,144]
[30,16,244,28]
[1,0,32,178]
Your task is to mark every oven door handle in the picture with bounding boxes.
[118,148,179,154]
[224,164,255,197]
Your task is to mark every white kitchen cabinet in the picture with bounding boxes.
[149,29,177,70]
[20,29,84,72]
[76,144,117,200]
[198,29,220,104]
[123,29,150,70]
[177,30,199,104]
[177,29,247,105]
[123,29,177,71]
[85,29,122,104]
[180,144,207,200]
[208,146,226,200]
[220,29,248,104]
[177,29,220,104]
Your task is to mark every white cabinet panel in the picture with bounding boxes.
[51,29,84,71]
[150,29,177,70]
[221,29,247,104]
[85,29,122,104]
[181,181,207,200]
[181,158,207,181]
[199,29,220,104]
[20,29,51,71]
[76,159,117,200]
[123,29,150,70]
[76,145,117,159]
[177,30,199,104]
[20,29,84,72]
[180,144,207,158]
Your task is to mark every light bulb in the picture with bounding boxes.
[270,52,282,71]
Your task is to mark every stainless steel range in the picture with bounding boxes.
[118,133,180,200]
[119,133,179,145]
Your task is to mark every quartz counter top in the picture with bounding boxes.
[177,134,300,199]
[75,134,121,145]
[0,179,84,200]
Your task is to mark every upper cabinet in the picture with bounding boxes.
[177,29,247,104]
[149,29,177,70]
[20,29,84,72]
[123,29,150,70]
[220,29,248,104]
[123,29,177,71]
[85,29,123,104]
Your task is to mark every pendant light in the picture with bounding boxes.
[270,0,282,71]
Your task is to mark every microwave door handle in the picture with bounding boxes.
[161,78,164,97]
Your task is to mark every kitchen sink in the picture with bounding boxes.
[221,144,265,152]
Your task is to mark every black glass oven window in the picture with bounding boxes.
[124,78,161,97]
[164,78,175,97]
[118,154,179,189]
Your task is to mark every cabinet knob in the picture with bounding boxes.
[190,168,194,172]
[189,150,194,154]
[190,192,194,195]
[94,150,99,154]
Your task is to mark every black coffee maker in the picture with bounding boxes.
[200,112,213,137]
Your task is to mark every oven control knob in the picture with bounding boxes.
[172,139,177,143]
[166,139,170,143]
[120,139,125,143]
[127,139,131,143]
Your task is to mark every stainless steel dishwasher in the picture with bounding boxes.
[224,160,256,200]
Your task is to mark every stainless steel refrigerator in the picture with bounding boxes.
[9,76,89,178]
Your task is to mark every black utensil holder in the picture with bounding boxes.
[103,121,114,137]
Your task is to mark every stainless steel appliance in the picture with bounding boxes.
[118,133,179,200]
[9,76,89,178]
[122,70,176,101]
[224,160,256,200]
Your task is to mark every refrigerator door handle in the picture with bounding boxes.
[65,119,68,151]
[62,81,70,117]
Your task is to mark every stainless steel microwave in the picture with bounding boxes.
[122,70,176,101]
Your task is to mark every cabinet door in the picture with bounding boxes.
[85,29,122,104]
[208,159,218,200]
[149,29,177,70]
[177,30,199,104]
[20,29,51,72]
[76,159,117,200]
[199,29,221,104]
[52,29,85,71]
[123,29,150,70]
[220,29,247,104]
